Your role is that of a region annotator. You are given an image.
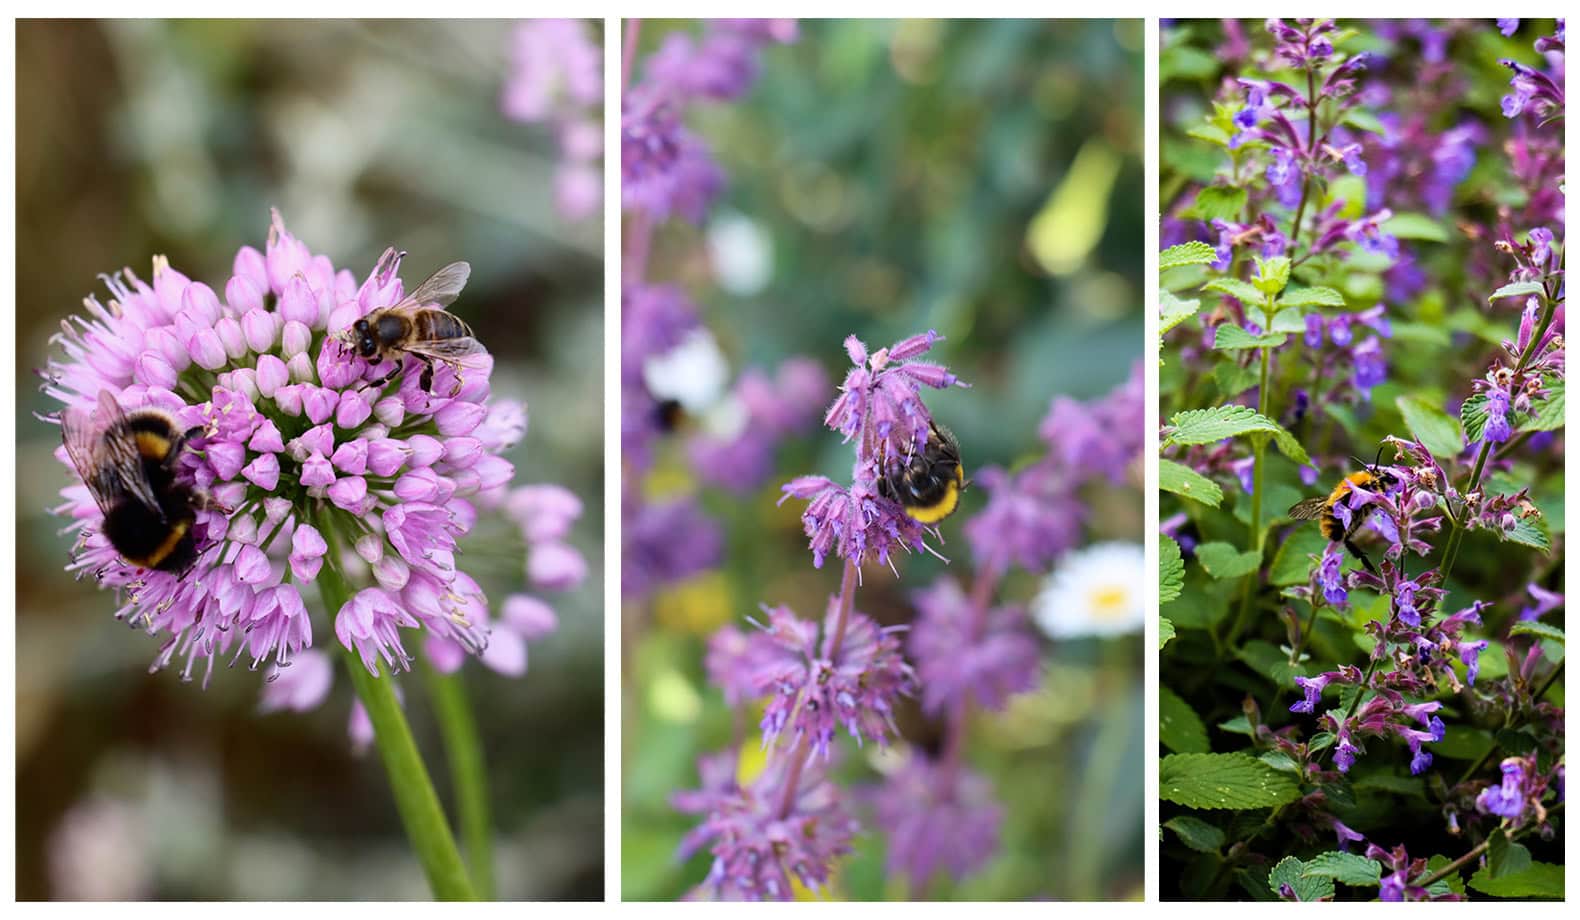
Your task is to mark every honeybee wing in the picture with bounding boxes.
[1288,496,1328,521]
[62,390,164,517]
[387,261,471,315]
[400,336,493,370]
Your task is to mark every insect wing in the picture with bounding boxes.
[1288,497,1328,520]
[390,261,471,314]
[62,391,164,516]
[401,335,492,370]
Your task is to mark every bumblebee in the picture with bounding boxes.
[878,421,967,524]
[61,390,206,572]
[340,260,489,394]
[1288,447,1400,575]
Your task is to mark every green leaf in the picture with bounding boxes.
[1214,360,1259,398]
[1341,109,1386,134]
[1161,290,1203,335]
[1166,405,1312,465]
[1396,395,1465,459]
[1382,212,1449,242]
[1159,753,1301,810]
[1185,122,1233,147]
[1159,616,1176,650]
[1502,515,1552,553]
[1160,240,1220,271]
[1195,541,1263,579]
[1510,620,1563,644]
[1203,277,1266,306]
[1268,856,1334,901]
[1421,855,1466,897]
[1521,380,1564,432]
[1163,816,1225,853]
[1489,280,1546,303]
[1468,861,1564,899]
[1252,256,1291,296]
[1488,828,1533,879]
[1258,751,1298,772]
[1236,639,1303,687]
[1159,458,1223,507]
[1300,851,1382,886]
[1214,325,1287,350]
[1461,393,1490,444]
[1160,535,1184,606]
[1269,527,1327,586]
[1188,185,1248,222]
[1276,286,1345,309]
[1159,685,1209,754]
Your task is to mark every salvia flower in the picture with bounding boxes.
[869,753,1002,886]
[45,210,570,699]
[909,576,1039,716]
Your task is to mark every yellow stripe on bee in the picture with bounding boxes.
[904,465,965,524]
[133,430,175,461]
[125,519,190,569]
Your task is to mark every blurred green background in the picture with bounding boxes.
[15,20,603,900]
[622,19,1145,901]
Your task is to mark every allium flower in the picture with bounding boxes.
[869,753,1002,886]
[502,19,604,220]
[44,210,568,698]
[673,749,858,901]
[909,576,1040,716]
[1031,542,1145,639]
[753,600,916,760]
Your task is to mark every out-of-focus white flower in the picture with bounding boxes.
[1032,542,1145,638]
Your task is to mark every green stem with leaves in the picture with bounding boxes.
[424,664,495,899]
[1227,295,1278,647]
[317,532,477,901]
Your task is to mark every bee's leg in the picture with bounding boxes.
[366,358,405,391]
[418,358,436,394]
[1344,537,1379,575]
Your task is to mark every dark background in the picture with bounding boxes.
[16,19,603,900]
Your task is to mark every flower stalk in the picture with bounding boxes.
[423,663,495,899]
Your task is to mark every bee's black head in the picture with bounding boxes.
[350,319,378,358]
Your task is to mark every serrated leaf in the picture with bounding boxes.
[1396,395,1465,459]
[1520,380,1564,432]
[1214,325,1287,350]
[1166,406,1308,468]
[1195,541,1262,579]
[1204,277,1266,306]
[1269,527,1327,586]
[1160,240,1220,271]
[1301,851,1382,886]
[1276,286,1345,308]
[1489,280,1546,303]
[1501,515,1552,553]
[1160,535,1184,606]
[1510,620,1563,644]
[1161,290,1203,335]
[1382,212,1449,242]
[1159,753,1301,810]
[1468,861,1564,898]
[1159,458,1223,507]
[1163,815,1225,853]
[1259,751,1298,772]
[1159,616,1176,650]
[1214,360,1259,398]
[1268,856,1334,901]
[1160,685,1209,754]
[1189,185,1248,222]
[1461,393,1489,444]
[1252,256,1291,296]
[1236,639,1303,687]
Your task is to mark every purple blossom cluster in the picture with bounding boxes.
[46,211,585,720]
[502,19,605,221]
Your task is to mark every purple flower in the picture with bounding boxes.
[1483,386,1513,442]
[753,601,915,760]
[1499,19,1520,37]
[622,493,723,598]
[869,754,1002,885]
[780,475,927,570]
[961,465,1084,574]
[673,749,857,900]
[1476,758,1530,820]
[45,211,577,698]
[1317,543,1348,606]
[909,576,1040,716]
[822,331,964,468]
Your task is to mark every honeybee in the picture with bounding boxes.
[61,389,206,573]
[1288,446,1401,575]
[879,421,967,524]
[341,260,489,393]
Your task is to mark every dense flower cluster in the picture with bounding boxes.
[47,211,584,716]
[502,19,605,221]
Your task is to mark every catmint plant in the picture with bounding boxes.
[44,210,587,900]
[1160,19,1564,901]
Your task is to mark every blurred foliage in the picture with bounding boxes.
[16,20,603,900]
[622,19,1144,901]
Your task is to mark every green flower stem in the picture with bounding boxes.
[1439,288,1559,583]
[317,562,478,901]
[423,663,495,899]
[1227,325,1276,647]
[1415,802,1564,890]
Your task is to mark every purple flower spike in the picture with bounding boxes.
[870,753,1003,885]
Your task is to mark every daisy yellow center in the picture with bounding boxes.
[1088,584,1130,620]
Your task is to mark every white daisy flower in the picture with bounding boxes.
[1032,541,1145,639]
